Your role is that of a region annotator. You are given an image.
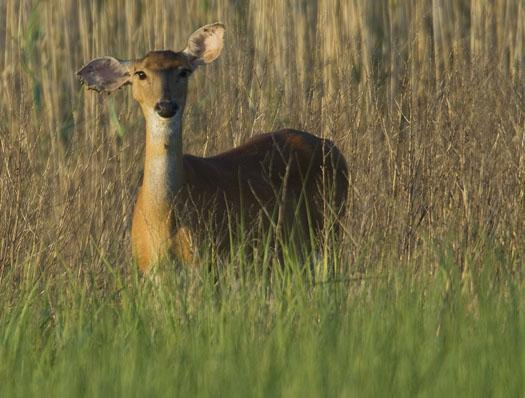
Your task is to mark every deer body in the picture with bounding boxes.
[78,23,348,273]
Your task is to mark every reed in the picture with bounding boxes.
[1,0,524,276]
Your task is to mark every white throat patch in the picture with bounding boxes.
[143,109,184,199]
[146,110,182,141]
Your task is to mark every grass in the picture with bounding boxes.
[0,249,523,396]
[1,0,525,396]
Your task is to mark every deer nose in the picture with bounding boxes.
[154,101,178,118]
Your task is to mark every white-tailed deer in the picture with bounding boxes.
[78,23,348,273]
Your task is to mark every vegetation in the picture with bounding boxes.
[0,0,524,396]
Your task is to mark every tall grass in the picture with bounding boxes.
[1,253,524,396]
[0,0,524,396]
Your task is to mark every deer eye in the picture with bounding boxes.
[134,71,147,80]
[179,69,192,79]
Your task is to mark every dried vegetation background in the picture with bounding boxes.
[1,0,524,278]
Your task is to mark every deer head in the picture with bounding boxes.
[77,22,225,121]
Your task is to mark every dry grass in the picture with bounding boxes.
[1,0,524,279]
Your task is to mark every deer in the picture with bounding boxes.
[77,23,348,274]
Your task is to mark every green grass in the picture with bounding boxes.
[1,245,523,397]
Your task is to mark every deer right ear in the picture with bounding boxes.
[77,57,131,93]
[183,23,225,68]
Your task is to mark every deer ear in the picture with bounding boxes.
[183,23,225,68]
[77,57,131,93]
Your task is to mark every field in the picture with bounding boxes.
[1,0,525,396]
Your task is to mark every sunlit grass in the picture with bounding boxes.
[0,244,523,396]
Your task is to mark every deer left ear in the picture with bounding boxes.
[183,22,225,68]
[77,57,131,93]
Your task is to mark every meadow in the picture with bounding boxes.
[1,0,525,396]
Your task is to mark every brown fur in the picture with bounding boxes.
[139,51,190,70]
[133,129,348,273]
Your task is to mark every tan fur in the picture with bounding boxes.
[131,51,191,117]
[173,227,195,266]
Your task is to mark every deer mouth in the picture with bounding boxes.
[154,101,179,118]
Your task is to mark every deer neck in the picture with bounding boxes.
[141,110,184,215]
